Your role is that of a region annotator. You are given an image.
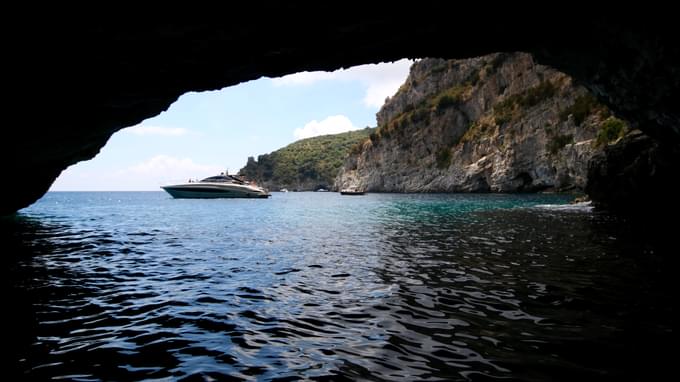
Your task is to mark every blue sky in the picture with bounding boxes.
[50,60,413,191]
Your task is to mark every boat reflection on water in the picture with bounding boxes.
[162,173,270,199]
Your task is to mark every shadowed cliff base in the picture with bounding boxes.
[587,132,680,215]
[3,6,678,214]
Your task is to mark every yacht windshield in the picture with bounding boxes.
[201,176,230,182]
[200,175,246,184]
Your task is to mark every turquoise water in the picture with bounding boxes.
[3,192,672,380]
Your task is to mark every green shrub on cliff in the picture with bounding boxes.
[240,127,374,188]
[436,95,457,111]
[493,81,556,125]
[436,147,452,169]
[434,84,470,113]
[518,81,556,108]
[461,121,493,143]
[595,117,627,146]
[548,134,574,154]
[559,94,604,125]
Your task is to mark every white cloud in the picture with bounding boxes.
[126,155,223,177]
[363,79,406,108]
[50,155,224,191]
[271,71,336,86]
[125,125,189,136]
[293,115,359,139]
[271,59,413,108]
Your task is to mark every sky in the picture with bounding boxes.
[50,59,413,191]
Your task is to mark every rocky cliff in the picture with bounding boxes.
[337,53,628,193]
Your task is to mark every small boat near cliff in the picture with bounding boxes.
[162,173,270,199]
[340,187,366,195]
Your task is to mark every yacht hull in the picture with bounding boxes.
[162,184,270,199]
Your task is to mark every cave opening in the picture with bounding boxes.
[3,11,678,380]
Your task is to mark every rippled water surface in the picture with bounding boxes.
[3,192,673,380]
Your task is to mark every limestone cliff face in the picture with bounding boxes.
[337,53,618,193]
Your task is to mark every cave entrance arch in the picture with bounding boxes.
[3,9,677,214]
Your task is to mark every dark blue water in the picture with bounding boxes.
[3,192,673,381]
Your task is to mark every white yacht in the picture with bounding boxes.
[162,174,270,199]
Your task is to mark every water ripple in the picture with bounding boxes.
[3,192,674,380]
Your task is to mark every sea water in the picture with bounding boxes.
[3,192,673,380]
